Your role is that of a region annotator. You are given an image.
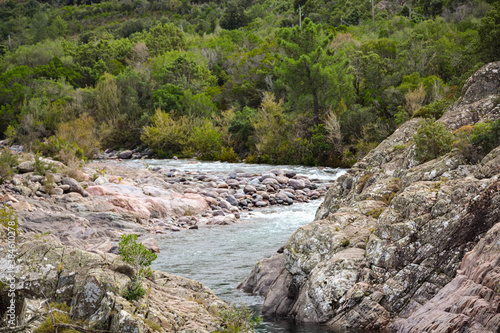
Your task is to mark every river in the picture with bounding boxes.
[122,159,350,332]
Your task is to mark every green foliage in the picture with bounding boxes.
[275,18,353,125]
[412,99,451,119]
[220,1,249,30]
[0,148,19,183]
[190,118,222,160]
[141,109,191,158]
[216,147,240,163]
[215,305,260,333]
[413,118,454,163]
[34,303,79,333]
[471,119,500,156]
[118,234,157,301]
[0,204,19,236]
[34,153,57,176]
[0,0,492,167]
[478,2,500,62]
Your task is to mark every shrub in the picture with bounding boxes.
[34,153,57,176]
[56,113,100,159]
[471,119,500,156]
[216,147,239,163]
[141,109,192,158]
[0,148,19,184]
[190,118,222,160]
[34,303,79,333]
[118,234,157,301]
[215,305,260,333]
[413,118,454,163]
[0,204,18,236]
[412,99,451,119]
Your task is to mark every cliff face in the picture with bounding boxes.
[260,62,500,331]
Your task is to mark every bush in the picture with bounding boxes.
[412,99,451,120]
[0,148,19,184]
[413,118,454,163]
[190,118,222,160]
[34,303,79,333]
[453,120,500,163]
[118,234,157,301]
[141,109,192,158]
[216,147,239,163]
[215,305,260,333]
[471,119,500,156]
[34,153,57,176]
[0,204,18,236]
[56,113,100,159]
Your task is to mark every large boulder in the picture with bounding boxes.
[238,254,284,296]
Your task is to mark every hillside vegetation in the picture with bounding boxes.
[0,0,498,166]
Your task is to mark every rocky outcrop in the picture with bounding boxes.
[238,254,284,296]
[393,220,500,333]
[0,239,227,332]
[256,62,500,331]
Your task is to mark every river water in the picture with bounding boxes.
[122,159,350,332]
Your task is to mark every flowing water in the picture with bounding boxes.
[120,159,354,332]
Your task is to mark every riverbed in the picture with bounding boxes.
[114,159,348,332]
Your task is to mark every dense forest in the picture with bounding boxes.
[0,0,498,167]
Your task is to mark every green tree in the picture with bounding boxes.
[220,1,249,30]
[275,18,352,125]
[478,2,500,63]
[118,234,157,301]
[140,23,186,56]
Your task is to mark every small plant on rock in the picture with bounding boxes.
[118,234,157,301]
[0,147,19,184]
[34,153,57,176]
[215,305,260,333]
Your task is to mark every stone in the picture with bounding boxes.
[238,254,284,296]
[255,200,268,207]
[251,63,500,331]
[51,187,64,195]
[226,179,240,188]
[219,200,232,210]
[226,195,239,206]
[289,179,305,190]
[244,185,257,194]
[142,237,160,253]
[11,201,32,211]
[59,184,70,192]
[94,176,109,185]
[62,177,85,196]
[276,176,289,184]
[0,194,18,203]
[248,178,260,185]
[0,240,227,333]
[118,150,133,159]
[17,161,34,173]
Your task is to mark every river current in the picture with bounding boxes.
[121,159,353,332]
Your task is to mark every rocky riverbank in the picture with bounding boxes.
[0,237,229,332]
[0,146,334,331]
[240,62,500,332]
[0,157,331,252]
